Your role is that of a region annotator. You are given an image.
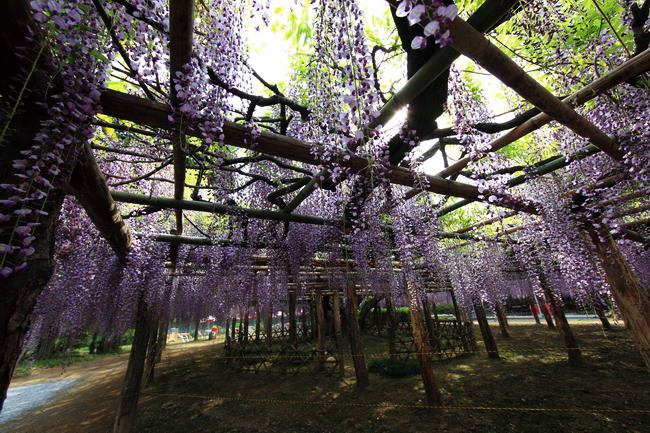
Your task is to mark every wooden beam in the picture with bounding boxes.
[169,0,194,235]
[99,90,536,214]
[433,47,650,180]
[449,18,624,159]
[69,143,131,260]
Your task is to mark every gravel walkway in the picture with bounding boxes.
[0,378,82,429]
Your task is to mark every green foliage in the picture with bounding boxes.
[368,357,420,377]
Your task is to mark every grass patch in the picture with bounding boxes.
[13,346,130,378]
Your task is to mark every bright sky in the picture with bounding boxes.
[246,0,516,180]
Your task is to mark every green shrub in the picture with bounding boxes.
[368,357,420,378]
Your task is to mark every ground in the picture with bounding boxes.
[3,322,650,433]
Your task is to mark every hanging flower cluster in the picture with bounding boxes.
[395,0,458,49]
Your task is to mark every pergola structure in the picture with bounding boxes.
[1,0,650,431]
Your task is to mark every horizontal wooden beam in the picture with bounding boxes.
[99,90,536,214]
[111,190,338,226]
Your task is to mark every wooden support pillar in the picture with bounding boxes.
[255,302,261,341]
[593,297,612,330]
[266,304,273,348]
[332,292,345,376]
[315,289,326,371]
[430,299,440,322]
[450,289,463,323]
[231,316,237,343]
[225,318,230,344]
[494,303,511,338]
[289,291,298,347]
[113,295,152,433]
[405,279,442,405]
[345,282,369,389]
[421,295,437,347]
[142,313,161,387]
[474,301,500,360]
[386,294,399,359]
[584,220,650,370]
[193,315,200,342]
[538,295,556,329]
[530,302,541,325]
[538,273,583,367]
[243,310,250,343]
[237,313,243,343]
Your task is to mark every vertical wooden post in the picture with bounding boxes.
[143,314,162,387]
[237,314,243,343]
[225,318,230,344]
[266,303,273,348]
[592,297,611,330]
[255,302,261,342]
[316,289,326,371]
[450,289,462,323]
[430,298,440,322]
[345,282,369,389]
[385,294,398,359]
[332,291,345,376]
[280,309,285,336]
[530,302,541,325]
[421,294,436,347]
[538,295,556,329]
[193,315,201,342]
[404,278,442,405]
[289,291,297,347]
[474,301,500,360]
[538,273,583,367]
[494,303,510,338]
[231,316,237,343]
[113,294,152,433]
[243,310,250,343]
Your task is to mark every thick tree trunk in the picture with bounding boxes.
[584,221,650,371]
[474,302,500,360]
[345,283,369,389]
[0,0,71,411]
[332,292,345,376]
[405,279,442,406]
[538,273,583,367]
[495,303,511,338]
[113,295,152,433]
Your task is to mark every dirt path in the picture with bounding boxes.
[2,340,222,433]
